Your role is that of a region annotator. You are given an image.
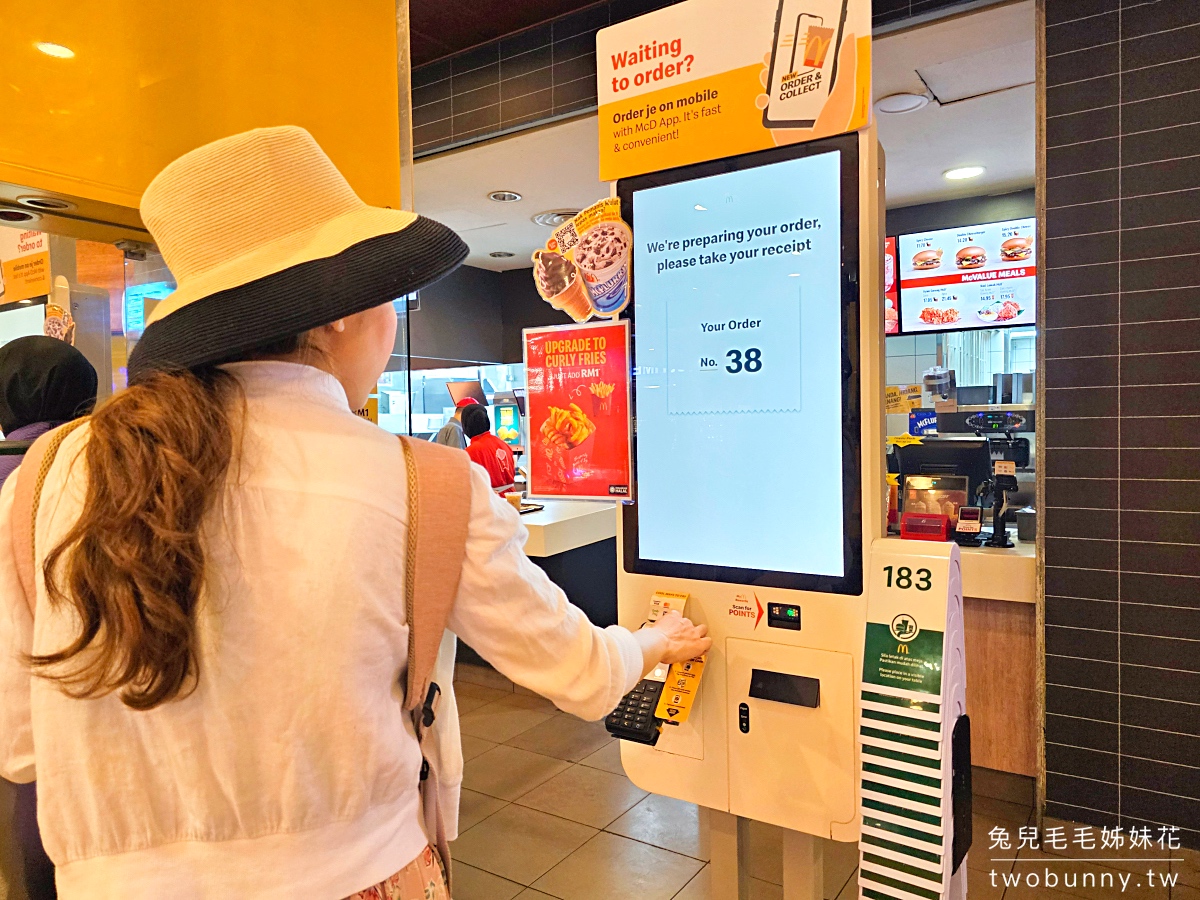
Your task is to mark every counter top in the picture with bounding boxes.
[520,500,618,557]
[883,533,1036,604]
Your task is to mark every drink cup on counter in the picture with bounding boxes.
[504,491,523,511]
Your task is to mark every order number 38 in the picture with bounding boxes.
[883,565,932,591]
[726,348,762,373]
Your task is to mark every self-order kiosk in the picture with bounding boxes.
[610,127,971,900]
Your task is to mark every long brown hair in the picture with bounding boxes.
[32,337,308,710]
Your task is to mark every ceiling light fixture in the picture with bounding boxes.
[489,251,515,258]
[35,42,74,59]
[532,210,579,228]
[874,92,930,115]
[0,209,38,223]
[488,190,522,203]
[16,195,74,211]
[944,166,985,180]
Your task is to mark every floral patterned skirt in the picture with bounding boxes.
[344,846,450,900]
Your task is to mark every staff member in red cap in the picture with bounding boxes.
[431,396,476,449]
[461,404,516,492]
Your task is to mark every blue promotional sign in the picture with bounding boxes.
[909,409,938,437]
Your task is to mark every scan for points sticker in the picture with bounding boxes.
[596,0,871,181]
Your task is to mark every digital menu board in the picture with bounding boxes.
[884,236,899,334]
[618,134,862,593]
[898,217,1036,333]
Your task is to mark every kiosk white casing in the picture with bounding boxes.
[616,126,886,843]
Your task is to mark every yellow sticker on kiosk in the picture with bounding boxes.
[655,654,706,725]
[648,590,689,622]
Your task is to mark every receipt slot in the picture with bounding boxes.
[615,124,887,900]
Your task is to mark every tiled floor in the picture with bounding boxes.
[450,664,860,900]
[450,666,1198,899]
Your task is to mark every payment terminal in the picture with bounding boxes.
[605,591,707,745]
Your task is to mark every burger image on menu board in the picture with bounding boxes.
[1001,237,1033,261]
[956,245,987,269]
[912,248,943,270]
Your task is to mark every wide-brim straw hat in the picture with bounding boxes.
[127,126,467,383]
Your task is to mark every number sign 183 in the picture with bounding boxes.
[884,565,932,591]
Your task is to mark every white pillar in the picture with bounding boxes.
[707,808,752,900]
[782,829,824,900]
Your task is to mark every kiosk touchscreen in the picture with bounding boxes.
[614,131,878,847]
[620,133,863,593]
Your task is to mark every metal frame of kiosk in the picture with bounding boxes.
[614,126,887,898]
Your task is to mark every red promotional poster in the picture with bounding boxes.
[884,236,899,334]
[524,320,632,500]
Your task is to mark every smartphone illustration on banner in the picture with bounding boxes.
[763,0,850,129]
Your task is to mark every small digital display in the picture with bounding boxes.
[0,300,46,348]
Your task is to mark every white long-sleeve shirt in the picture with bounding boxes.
[0,361,652,899]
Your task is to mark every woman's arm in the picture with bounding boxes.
[446,467,708,721]
[0,474,36,783]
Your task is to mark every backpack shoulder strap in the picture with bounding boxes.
[398,435,472,714]
[11,421,87,617]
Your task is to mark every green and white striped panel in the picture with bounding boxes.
[859,685,948,900]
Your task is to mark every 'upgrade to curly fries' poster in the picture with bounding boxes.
[524,320,632,500]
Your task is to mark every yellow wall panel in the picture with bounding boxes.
[0,1,400,214]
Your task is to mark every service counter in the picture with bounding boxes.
[884,534,1038,777]
[522,500,619,628]
[520,500,617,559]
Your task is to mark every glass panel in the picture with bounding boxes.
[121,248,177,391]
[408,363,526,438]
[376,296,412,435]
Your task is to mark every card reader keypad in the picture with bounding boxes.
[605,678,665,745]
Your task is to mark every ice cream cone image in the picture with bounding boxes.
[534,250,595,322]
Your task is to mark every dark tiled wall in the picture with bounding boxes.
[872,0,984,28]
[1042,0,1200,848]
[412,0,681,155]
[412,0,995,156]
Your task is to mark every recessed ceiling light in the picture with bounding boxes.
[35,42,74,59]
[16,195,73,211]
[694,204,707,211]
[944,166,985,180]
[488,190,522,203]
[0,209,38,223]
[489,251,515,258]
[532,210,579,227]
[874,92,929,115]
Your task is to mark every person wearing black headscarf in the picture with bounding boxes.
[0,336,98,489]
[0,335,96,900]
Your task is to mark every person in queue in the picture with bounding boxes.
[461,402,516,492]
[0,336,98,485]
[431,396,476,449]
[0,336,97,900]
[0,126,709,900]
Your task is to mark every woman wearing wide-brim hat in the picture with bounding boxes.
[0,126,709,899]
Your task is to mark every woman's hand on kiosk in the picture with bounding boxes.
[650,610,712,664]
